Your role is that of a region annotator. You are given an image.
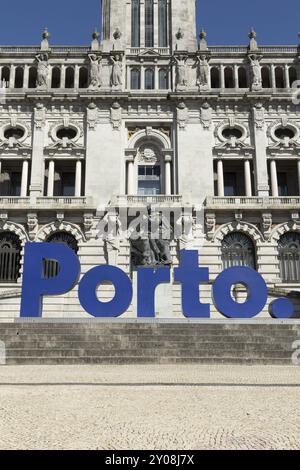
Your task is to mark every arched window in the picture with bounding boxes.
[275,67,284,88]
[221,232,256,270]
[131,68,141,89]
[131,0,140,47]
[278,232,300,283]
[0,232,21,283]
[261,67,271,88]
[289,67,297,88]
[238,67,248,88]
[145,68,155,89]
[51,67,61,88]
[158,0,168,47]
[14,67,24,88]
[224,67,234,88]
[145,0,154,47]
[28,67,37,88]
[43,232,78,279]
[65,67,75,88]
[79,67,89,88]
[159,68,168,89]
[211,67,220,88]
[1,67,10,85]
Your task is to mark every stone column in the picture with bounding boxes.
[47,160,55,197]
[297,160,300,196]
[217,160,224,197]
[271,64,276,88]
[60,65,66,89]
[140,66,145,90]
[154,66,159,90]
[127,157,135,195]
[165,156,172,195]
[30,104,46,198]
[244,159,252,197]
[9,66,15,89]
[270,159,278,197]
[20,160,29,197]
[23,65,29,89]
[220,65,225,89]
[74,65,80,89]
[284,64,290,88]
[234,65,239,88]
[75,160,82,197]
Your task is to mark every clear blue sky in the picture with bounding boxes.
[0,0,298,45]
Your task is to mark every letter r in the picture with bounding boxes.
[20,242,80,318]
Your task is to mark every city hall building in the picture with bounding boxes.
[0,0,299,319]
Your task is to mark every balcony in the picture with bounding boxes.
[112,195,184,207]
[206,196,300,210]
[0,196,94,209]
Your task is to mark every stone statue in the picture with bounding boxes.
[249,54,262,91]
[174,55,188,89]
[197,55,210,90]
[111,55,123,88]
[104,213,122,265]
[88,54,102,88]
[130,209,172,267]
[36,53,49,89]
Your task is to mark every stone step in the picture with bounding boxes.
[0,321,299,364]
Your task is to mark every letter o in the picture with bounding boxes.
[78,266,133,317]
[213,266,268,319]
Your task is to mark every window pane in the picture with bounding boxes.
[224,173,237,197]
[145,69,154,89]
[131,0,140,47]
[158,0,168,47]
[278,173,288,196]
[138,180,161,195]
[131,69,140,89]
[145,0,154,47]
[159,69,168,89]
[62,173,75,196]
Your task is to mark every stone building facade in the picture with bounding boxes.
[0,0,299,318]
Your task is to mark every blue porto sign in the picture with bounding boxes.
[20,243,294,319]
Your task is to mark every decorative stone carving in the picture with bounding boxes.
[36,53,50,90]
[176,213,195,250]
[174,55,188,90]
[197,55,210,91]
[261,213,272,239]
[83,213,94,240]
[138,146,158,164]
[200,102,212,129]
[110,54,123,88]
[130,210,172,267]
[248,28,258,51]
[87,102,99,129]
[249,54,262,91]
[41,28,50,51]
[110,101,122,129]
[104,212,122,265]
[253,102,265,129]
[88,54,102,89]
[199,29,208,51]
[34,103,46,128]
[205,213,216,240]
[91,29,100,51]
[177,102,188,129]
[27,213,38,241]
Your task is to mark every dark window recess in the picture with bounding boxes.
[0,232,21,283]
[278,173,288,197]
[222,128,243,140]
[43,232,78,279]
[275,127,295,140]
[4,127,25,140]
[278,232,300,283]
[224,172,237,197]
[222,232,256,270]
[56,128,77,140]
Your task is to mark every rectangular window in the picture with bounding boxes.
[158,0,168,47]
[278,172,288,196]
[138,165,161,195]
[224,172,237,197]
[10,172,21,196]
[145,0,154,48]
[131,0,140,47]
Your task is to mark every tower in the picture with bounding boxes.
[100,0,197,52]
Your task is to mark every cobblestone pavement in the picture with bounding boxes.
[0,365,299,450]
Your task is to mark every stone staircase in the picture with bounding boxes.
[0,320,299,365]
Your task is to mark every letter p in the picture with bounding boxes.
[20,242,81,318]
